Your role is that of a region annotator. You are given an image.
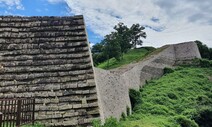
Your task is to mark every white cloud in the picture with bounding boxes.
[0,0,24,10]
[47,0,65,4]
[89,42,95,48]
[65,0,212,47]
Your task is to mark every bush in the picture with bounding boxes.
[164,67,174,74]
[103,117,119,127]
[120,112,127,121]
[195,41,211,60]
[194,107,212,127]
[199,59,211,67]
[92,119,102,127]
[175,115,198,127]
[167,92,178,100]
[126,106,131,116]
[129,89,142,109]
[92,117,119,127]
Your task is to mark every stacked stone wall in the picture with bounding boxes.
[94,42,201,121]
[0,16,99,127]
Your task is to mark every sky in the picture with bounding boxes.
[0,0,211,47]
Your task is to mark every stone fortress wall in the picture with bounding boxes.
[0,15,201,127]
[94,42,201,120]
[0,15,100,127]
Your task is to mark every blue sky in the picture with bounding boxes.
[0,0,211,47]
[0,0,103,44]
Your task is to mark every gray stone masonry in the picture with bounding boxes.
[94,41,201,121]
[0,15,99,127]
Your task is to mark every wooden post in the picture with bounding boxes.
[0,112,2,127]
[32,99,35,125]
[16,100,21,127]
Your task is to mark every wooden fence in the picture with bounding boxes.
[0,98,35,127]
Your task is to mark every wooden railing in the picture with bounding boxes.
[0,98,35,127]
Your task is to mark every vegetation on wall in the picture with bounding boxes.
[97,47,155,69]
[93,64,212,127]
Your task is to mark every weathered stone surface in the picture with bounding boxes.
[94,41,201,121]
[0,15,99,127]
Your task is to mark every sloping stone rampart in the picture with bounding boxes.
[0,15,99,127]
[94,42,201,121]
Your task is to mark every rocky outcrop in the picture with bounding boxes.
[0,15,99,127]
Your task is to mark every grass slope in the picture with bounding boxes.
[97,47,155,70]
[118,67,212,127]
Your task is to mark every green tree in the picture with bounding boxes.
[129,23,146,48]
[114,23,131,58]
[195,40,211,60]
[91,41,107,66]
[103,32,122,68]
[209,48,212,60]
[92,22,146,65]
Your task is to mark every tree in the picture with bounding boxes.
[114,23,131,55]
[195,40,211,60]
[129,24,146,48]
[103,32,122,68]
[113,22,146,59]
[91,22,147,65]
[91,41,107,66]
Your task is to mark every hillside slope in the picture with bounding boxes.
[97,47,155,69]
[119,66,212,127]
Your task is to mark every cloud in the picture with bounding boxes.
[47,0,65,4]
[89,42,95,48]
[65,0,212,47]
[0,0,24,10]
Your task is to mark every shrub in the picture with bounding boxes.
[194,107,212,127]
[103,117,119,127]
[129,89,142,109]
[167,92,178,100]
[126,106,131,116]
[196,95,211,105]
[92,119,102,127]
[175,115,198,127]
[210,60,212,66]
[199,59,211,67]
[150,105,171,115]
[164,67,174,74]
[120,112,126,121]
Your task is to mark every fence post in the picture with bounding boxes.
[32,99,35,125]
[0,112,2,127]
[16,100,21,127]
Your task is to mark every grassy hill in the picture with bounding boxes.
[93,66,212,127]
[97,47,155,69]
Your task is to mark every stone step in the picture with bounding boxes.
[0,47,88,56]
[0,68,93,80]
[0,52,90,62]
[0,36,87,44]
[0,31,86,38]
[0,15,83,22]
[0,57,90,68]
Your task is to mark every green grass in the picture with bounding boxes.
[118,67,212,127]
[93,66,212,127]
[97,47,155,70]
